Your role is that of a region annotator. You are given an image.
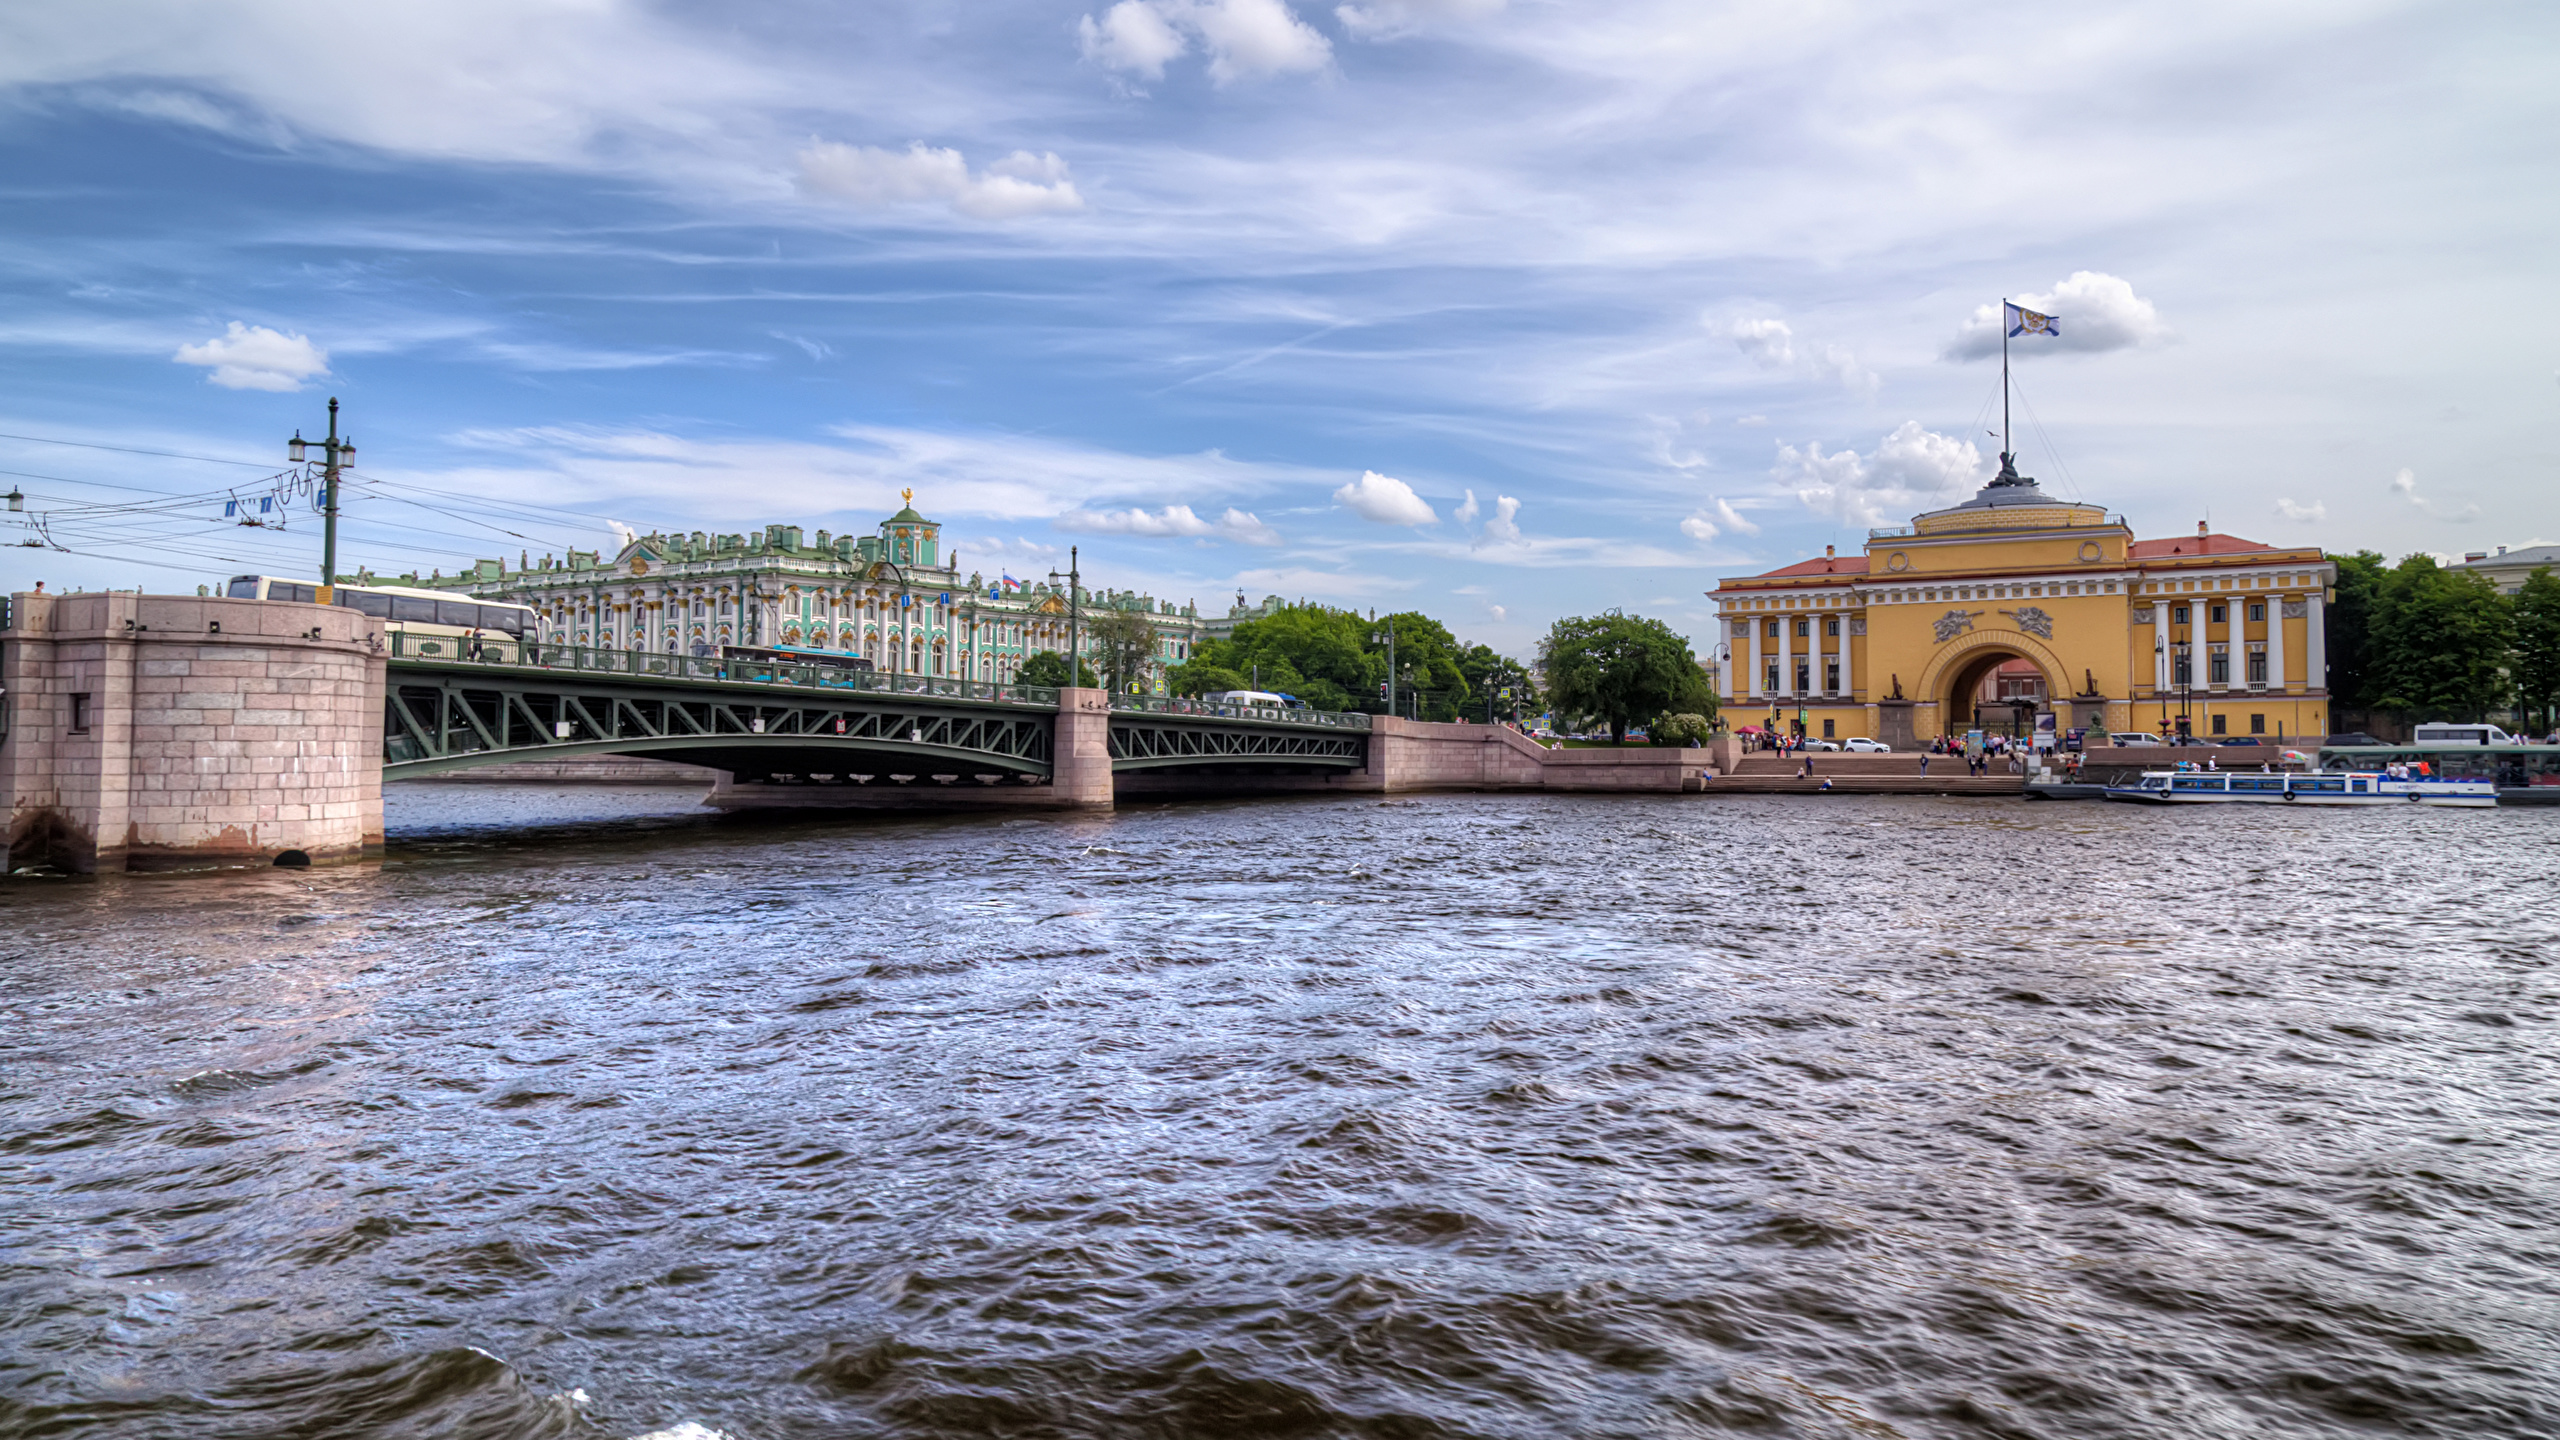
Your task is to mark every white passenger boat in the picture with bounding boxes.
[2104,769,2496,808]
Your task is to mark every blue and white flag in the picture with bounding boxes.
[2006,302,2059,338]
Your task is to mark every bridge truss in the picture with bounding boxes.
[383,669,1054,781]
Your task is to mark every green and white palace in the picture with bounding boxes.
[381,493,1276,693]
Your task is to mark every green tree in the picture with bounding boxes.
[2369,555,2513,720]
[2325,550,2389,709]
[1456,643,1538,721]
[1017,650,1097,687]
[1539,610,1711,744]
[1088,608,1158,693]
[1169,662,1248,698]
[1650,712,1716,746]
[1193,603,1373,710]
[2510,566,2560,734]
[1373,610,1469,719]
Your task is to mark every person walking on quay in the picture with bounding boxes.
[1918,749,1931,777]
[1796,752,1815,780]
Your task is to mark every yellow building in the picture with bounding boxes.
[1711,461,2336,746]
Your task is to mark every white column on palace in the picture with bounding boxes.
[2306,589,2328,693]
[1776,610,1792,699]
[2267,589,2287,692]
[2152,596,2171,696]
[1747,616,1762,699]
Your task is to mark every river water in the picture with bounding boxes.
[3,787,2555,1439]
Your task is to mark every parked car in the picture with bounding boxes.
[2220,737,2262,746]
[1800,738,1841,751]
[1843,737,1892,753]
[2111,732,2166,747]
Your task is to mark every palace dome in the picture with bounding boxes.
[1911,453,2112,535]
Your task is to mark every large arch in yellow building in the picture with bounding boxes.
[1914,626,2070,733]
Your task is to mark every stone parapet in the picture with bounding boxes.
[2,592,387,872]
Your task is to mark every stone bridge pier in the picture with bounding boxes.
[2,591,386,873]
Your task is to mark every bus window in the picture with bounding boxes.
[479,605,527,636]
[227,577,262,599]
[273,582,318,604]
[391,596,438,623]
[434,599,480,627]
[336,590,392,618]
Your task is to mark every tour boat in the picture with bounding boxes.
[2103,769,2497,808]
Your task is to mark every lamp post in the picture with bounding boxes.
[286,397,355,593]
[1370,615,1397,719]
[1046,547,1083,688]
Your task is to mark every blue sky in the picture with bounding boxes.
[2,0,2554,656]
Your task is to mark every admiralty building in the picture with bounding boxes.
[383,495,1266,692]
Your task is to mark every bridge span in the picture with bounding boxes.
[4,593,1702,872]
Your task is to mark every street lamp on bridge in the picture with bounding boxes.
[285,397,355,593]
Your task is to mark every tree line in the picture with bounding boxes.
[1120,600,1719,743]
[2327,552,2560,734]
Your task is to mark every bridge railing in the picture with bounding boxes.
[1109,693,1374,730]
[385,632,1060,707]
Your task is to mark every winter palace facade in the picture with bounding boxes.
[1710,460,2339,746]
[397,496,1259,692]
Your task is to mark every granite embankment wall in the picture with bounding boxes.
[2,592,385,872]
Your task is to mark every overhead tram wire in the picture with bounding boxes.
[2004,368,2084,503]
[0,429,277,468]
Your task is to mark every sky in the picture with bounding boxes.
[1,0,2554,657]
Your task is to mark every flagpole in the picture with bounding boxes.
[2001,298,2011,464]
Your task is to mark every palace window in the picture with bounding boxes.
[2250,713,2266,734]
[2210,604,2227,624]
[1825,661,1840,692]
[1766,620,1781,638]
[1824,619,1840,636]
[2209,650,2230,685]
[2248,649,2267,685]
[1794,660,1810,691]
[2211,714,2227,736]
[2248,601,2265,622]
[2173,653,2193,686]
[1794,619,1810,638]
[1822,719,1836,739]
[1765,663,1780,691]
[2173,604,2191,624]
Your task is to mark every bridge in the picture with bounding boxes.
[3,593,1702,872]
[378,634,1370,785]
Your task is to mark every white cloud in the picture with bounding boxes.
[1479,494,1521,545]
[1948,272,2171,359]
[1489,603,1507,621]
[1453,488,1480,525]
[795,142,1082,220]
[171,321,328,391]
[1055,502,1281,544]
[1191,0,1332,81]
[1081,0,1330,85]
[1334,469,1437,524]
[1727,316,1873,397]
[2274,498,2326,522]
[2389,467,2479,522]
[1078,0,1188,80]
[1735,415,1768,428]
[1778,421,1986,527]
[1681,496,1761,541]
[1730,317,1794,368]
[1335,0,1502,39]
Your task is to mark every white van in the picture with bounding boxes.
[1203,690,1296,708]
[2110,732,2166,747]
[2411,723,2515,746]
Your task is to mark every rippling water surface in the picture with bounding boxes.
[4,786,2556,1439]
